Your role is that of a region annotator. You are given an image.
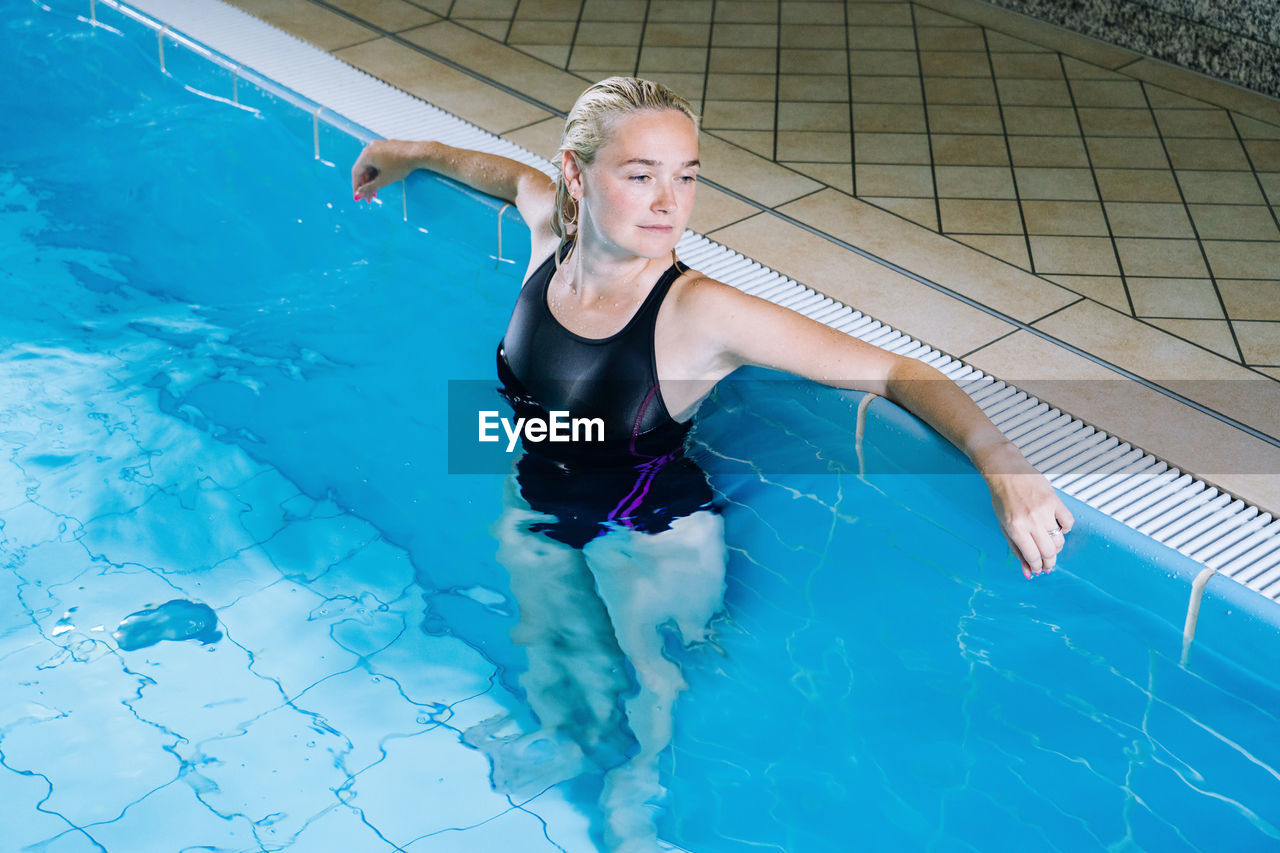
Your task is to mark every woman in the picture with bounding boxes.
[351,77,1073,576]
[352,77,1072,851]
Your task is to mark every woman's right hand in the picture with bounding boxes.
[351,140,424,202]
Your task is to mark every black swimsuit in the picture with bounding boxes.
[497,245,715,547]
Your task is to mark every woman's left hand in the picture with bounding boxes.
[976,441,1074,579]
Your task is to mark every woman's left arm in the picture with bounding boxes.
[680,279,1073,578]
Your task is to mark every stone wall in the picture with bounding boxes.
[982,0,1280,98]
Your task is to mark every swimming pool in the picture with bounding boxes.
[3,1,1280,851]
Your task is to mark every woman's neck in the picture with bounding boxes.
[558,235,670,305]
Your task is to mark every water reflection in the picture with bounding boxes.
[475,474,727,852]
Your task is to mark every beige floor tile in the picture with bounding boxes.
[785,163,855,194]
[780,49,847,75]
[995,78,1072,106]
[960,330,1280,512]
[702,100,776,131]
[225,0,379,49]
[711,130,774,159]
[1245,140,1280,172]
[649,0,712,20]
[1236,116,1280,140]
[500,116,564,161]
[777,131,852,162]
[777,102,852,133]
[849,50,922,77]
[935,165,1017,199]
[1177,171,1269,205]
[940,199,1024,234]
[1263,175,1280,205]
[780,24,849,50]
[1104,201,1195,238]
[1115,238,1208,278]
[1008,136,1089,168]
[1153,108,1236,138]
[778,189,1078,322]
[927,104,1004,134]
[324,0,439,32]
[924,77,998,105]
[574,20,643,46]
[1147,318,1239,359]
[709,213,1019,355]
[715,0,778,23]
[568,45,638,71]
[1022,200,1108,236]
[779,74,850,101]
[1202,240,1280,279]
[782,2,846,25]
[581,0,645,21]
[865,196,940,230]
[1234,321,1280,365]
[1219,280,1280,321]
[1030,236,1120,275]
[846,4,913,26]
[642,21,711,47]
[855,132,934,165]
[704,73,776,101]
[335,39,552,134]
[638,46,711,73]
[1128,278,1224,319]
[919,51,991,78]
[1260,367,1280,380]
[912,7,971,27]
[641,73,705,102]
[698,134,823,206]
[953,234,1031,268]
[1143,86,1213,109]
[915,26,987,53]
[455,18,509,39]
[1060,56,1131,79]
[513,0,579,18]
[709,47,778,73]
[1086,137,1169,168]
[856,164,935,197]
[711,23,776,48]
[1015,167,1098,201]
[1188,205,1280,241]
[1043,274,1132,312]
[989,52,1065,79]
[685,185,759,233]
[1125,59,1280,126]
[399,22,588,112]
[1094,169,1183,202]
[847,26,918,52]
[1002,106,1081,135]
[508,20,576,44]
[852,103,928,133]
[931,134,1009,166]
[516,43,572,67]
[850,76,925,104]
[451,0,516,17]
[984,32,1052,53]
[1164,138,1252,171]
[1077,108,1158,137]
[1067,79,1148,108]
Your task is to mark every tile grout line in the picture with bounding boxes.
[1057,51,1136,317]
[1139,79,1247,365]
[981,25,1035,276]
[908,3,944,235]
[844,1,856,198]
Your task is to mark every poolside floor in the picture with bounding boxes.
[219,0,1280,513]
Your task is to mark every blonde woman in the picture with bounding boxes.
[352,77,1073,851]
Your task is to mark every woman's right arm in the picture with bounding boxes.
[351,140,559,258]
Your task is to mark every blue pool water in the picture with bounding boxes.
[3,3,1280,851]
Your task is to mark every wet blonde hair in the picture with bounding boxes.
[553,76,700,240]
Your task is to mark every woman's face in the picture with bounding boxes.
[568,109,700,260]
